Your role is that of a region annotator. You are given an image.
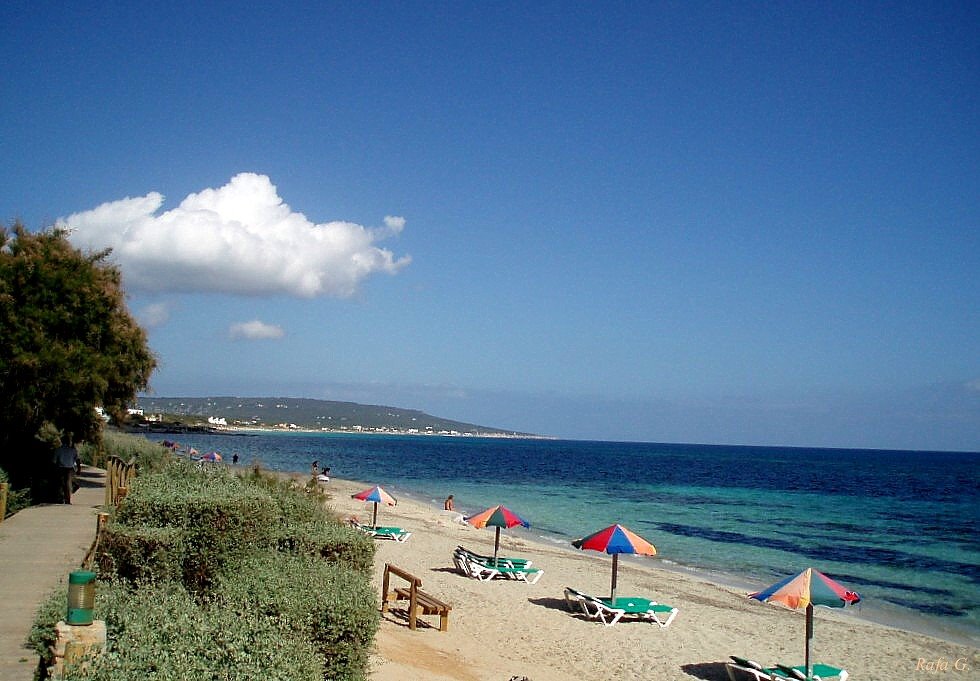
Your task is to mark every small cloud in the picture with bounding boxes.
[59,173,410,297]
[383,215,405,231]
[137,302,171,328]
[229,320,285,340]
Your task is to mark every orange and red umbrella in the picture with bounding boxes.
[572,524,657,602]
[351,485,397,527]
[749,568,861,678]
[465,505,530,562]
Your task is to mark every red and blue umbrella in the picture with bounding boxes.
[351,485,397,527]
[749,568,861,679]
[465,505,530,562]
[572,524,657,602]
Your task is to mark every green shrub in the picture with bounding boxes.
[216,553,378,681]
[61,580,323,681]
[237,468,375,573]
[0,465,33,517]
[27,589,64,669]
[113,462,279,592]
[57,458,379,680]
[96,524,185,584]
[272,519,374,573]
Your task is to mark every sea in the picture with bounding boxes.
[138,431,979,646]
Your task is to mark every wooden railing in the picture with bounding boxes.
[104,456,137,507]
[0,481,8,523]
[82,512,111,569]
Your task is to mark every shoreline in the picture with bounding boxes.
[269,468,978,680]
[384,479,980,650]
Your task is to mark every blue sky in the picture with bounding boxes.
[2,2,978,450]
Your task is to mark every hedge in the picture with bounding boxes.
[111,461,281,592]
[215,553,378,681]
[57,579,324,681]
[30,455,381,680]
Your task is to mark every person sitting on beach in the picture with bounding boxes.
[444,494,455,511]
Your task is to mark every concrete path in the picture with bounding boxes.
[0,466,105,681]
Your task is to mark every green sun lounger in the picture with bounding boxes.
[456,545,532,568]
[350,520,412,542]
[772,663,848,681]
[453,548,544,584]
[727,656,848,681]
[564,588,678,627]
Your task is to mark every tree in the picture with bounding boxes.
[0,222,156,489]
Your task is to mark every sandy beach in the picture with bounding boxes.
[280,473,980,681]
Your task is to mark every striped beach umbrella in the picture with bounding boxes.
[351,485,397,527]
[749,568,861,679]
[572,524,657,602]
[465,505,530,562]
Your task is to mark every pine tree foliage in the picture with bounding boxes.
[0,222,156,479]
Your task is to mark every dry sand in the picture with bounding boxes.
[298,473,978,681]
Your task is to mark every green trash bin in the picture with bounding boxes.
[67,570,97,625]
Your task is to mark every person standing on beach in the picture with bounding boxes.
[53,436,79,504]
[444,494,454,511]
[311,460,319,476]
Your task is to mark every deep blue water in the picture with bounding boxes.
[143,432,980,644]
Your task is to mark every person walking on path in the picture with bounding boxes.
[53,436,79,504]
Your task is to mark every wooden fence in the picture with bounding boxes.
[104,456,138,508]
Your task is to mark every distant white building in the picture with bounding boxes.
[208,416,228,426]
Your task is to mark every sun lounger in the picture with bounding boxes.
[453,548,544,584]
[726,657,848,681]
[563,587,677,627]
[456,545,532,568]
[349,519,412,542]
[772,663,848,681]
[727,657,780,681]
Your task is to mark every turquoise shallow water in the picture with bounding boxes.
[143,431,979,645]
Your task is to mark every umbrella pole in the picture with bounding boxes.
[611,553,618,603]
[372,502,378,527]
[805,603,813,679]
[494,527,501,562]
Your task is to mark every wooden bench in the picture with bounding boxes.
[381,563,452,632]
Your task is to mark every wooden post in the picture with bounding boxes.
[408,583,418,630]
[104,460,116,507]
[0,482,8,522]
[381,564,392,613]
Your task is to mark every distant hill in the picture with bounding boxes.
[133,396,535,437]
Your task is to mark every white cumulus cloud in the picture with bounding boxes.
[59,173,410,297]
[229,319,285,340]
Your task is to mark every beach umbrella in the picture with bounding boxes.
[749,568,861,679]
[572,524,657,603]
[199,451,222,462]
[351,485,397,527]
[465,505,530,562]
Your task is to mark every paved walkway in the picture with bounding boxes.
[0,466,106,681]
